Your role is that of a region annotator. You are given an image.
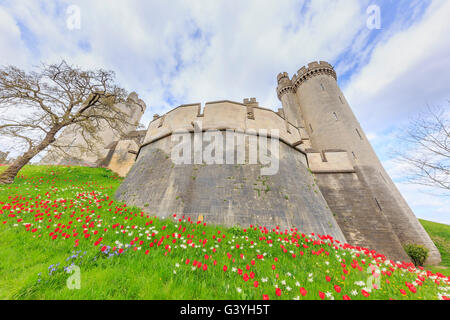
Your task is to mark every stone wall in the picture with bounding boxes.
[116,130,346,242]
[314,170,411,261]
[142,100,308,153]
[105,139,139,177]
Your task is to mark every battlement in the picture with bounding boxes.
[291,61,336,89]
[276,72,295,100]
[141,100,310,156]
[277,61,336,99]
[243,97,258,106]
[276,72,290,84]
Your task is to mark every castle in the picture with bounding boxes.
[43,61,441,265]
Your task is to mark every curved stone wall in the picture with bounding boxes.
[116,131,346,242]
[141,101,308,154]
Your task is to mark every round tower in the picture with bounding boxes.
[292,61,440,264]
[276,72,303,127]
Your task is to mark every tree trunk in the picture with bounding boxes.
[0,126,61,184]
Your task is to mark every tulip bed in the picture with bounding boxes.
[0,165,449,300]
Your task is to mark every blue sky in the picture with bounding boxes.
[0,0,449,223]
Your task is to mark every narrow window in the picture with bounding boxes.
[339,96,344,104]
[320,83,325,91]
[309,124,313,133]
[375,198,382,211]
[333,112,338,121]
[351,151,357,159]
[355,128,363,140]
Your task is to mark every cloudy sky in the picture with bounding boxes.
[0,0,449,223]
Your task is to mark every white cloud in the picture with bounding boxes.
[344,0,450,132]
[0,0,369,124]
[0,6,29,66]
[168,0,367,112]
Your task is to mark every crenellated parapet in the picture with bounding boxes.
[277,61,336,99]
[276,72,295,100]
[140,100,313,158]
[291,61,336,90]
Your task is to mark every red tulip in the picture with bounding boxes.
[300,287,307,297]
[275,288,282,297]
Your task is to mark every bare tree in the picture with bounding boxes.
[0,60,129,184]
[393,105,450,194]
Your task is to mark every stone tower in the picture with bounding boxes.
[277,61,441,264]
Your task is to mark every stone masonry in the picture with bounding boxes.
[43,61,441,265]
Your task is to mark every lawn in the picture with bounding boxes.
[0,165,449,300]
[420,219,450,274]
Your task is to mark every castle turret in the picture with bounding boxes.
[276,72,303,127]
[282,61,440,264]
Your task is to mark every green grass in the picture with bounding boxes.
[420,219,450,274]
[0,165,449,300]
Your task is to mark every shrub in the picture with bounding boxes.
[404,244,429,266]
[229,226,242,235]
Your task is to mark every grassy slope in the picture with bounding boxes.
[0,165,449,300]
[420,219,450,273]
